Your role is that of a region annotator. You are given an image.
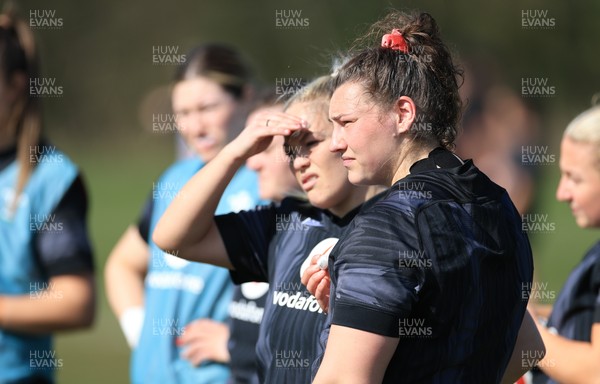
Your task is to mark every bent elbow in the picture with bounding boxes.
[152,225,181,255]
[75,306,95,329]
[70,282,97,330]
[151,224,169,250]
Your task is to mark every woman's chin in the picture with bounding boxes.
[347,171,372,186]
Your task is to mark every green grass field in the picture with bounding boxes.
[48,134,599,383]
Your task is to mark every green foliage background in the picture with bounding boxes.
[5,0,600,382]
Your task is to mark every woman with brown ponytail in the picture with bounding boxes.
[0,10,95,384]
[302,11,543,383]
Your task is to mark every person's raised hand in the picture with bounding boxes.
[225,111,307,161]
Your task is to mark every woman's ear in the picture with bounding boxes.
[393,96,416,135]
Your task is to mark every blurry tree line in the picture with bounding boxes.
[5,0,600,148]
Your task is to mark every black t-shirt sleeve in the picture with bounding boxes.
[214,204,277,284]
[331,206,421,337]
[592,250,600,323]
[34,174,95,277]
[136,194,154,244]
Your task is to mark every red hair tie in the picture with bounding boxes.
[381,29,409,53]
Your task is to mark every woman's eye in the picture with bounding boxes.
[305,141,319,148]
[198,104,216,112]
[196,101,223,113]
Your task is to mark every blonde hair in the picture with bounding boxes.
[565,106,600,142]
[284,75,334,109]
[564,105,600,169]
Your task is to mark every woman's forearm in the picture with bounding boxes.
[0,274,95,334]
[153,145,244,254]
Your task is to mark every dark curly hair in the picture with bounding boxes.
[333,11,463,149]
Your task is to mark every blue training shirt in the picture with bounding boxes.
[0,148,80,383]
[131,157,261,384]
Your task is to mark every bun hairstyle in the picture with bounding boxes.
[174,43,252,100]
[333,11,463,150]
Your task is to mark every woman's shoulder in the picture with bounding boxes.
[365,182,425,217]
[28,142,79,186]
[160,157,204,177]
[585,241,600,263]
[154,158,208,188]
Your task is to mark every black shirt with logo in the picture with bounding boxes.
[315,149,534,383]
[215,197,363,384]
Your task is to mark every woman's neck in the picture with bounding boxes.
[328,185,373,218]
[390,142,437,185]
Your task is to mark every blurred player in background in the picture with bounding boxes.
[105,43,262,384]
[153,74,382,383]
[530,104,600,384]
[0,10,95,384]
[456,58,540,215]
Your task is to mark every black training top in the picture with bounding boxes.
[215,197,364,384]
[532,241,600,384]
[314,148,534,383]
